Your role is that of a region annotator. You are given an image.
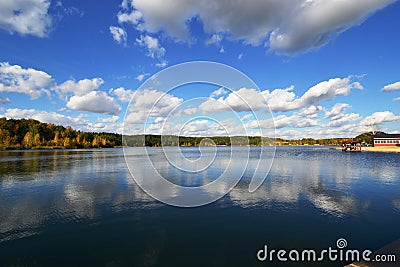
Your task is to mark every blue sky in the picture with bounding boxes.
[0,0,400,139]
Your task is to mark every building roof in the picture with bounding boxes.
[372,134,400,139]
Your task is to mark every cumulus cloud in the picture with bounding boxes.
[110,87,134,102]
[323,103,360,127]
[210,87,228,98]
[109,26,127,45]
[298,105,323,118]
[201,77,362,114]
[67,91,121,115]
[201,88,268,114]
[247,114,318,130]
[264,78,362,112]
[360,111,400,126]
[0,0,52,37]
[57,78,104,97]
[0,62,123,116]
[295,78,362,107]
[0,62,52,99]
[117,0,395,54]
[98,116,119,123]
[325,103,351,120]
[125,89,183,124]
[269,0,395,54]
[381,81,400,92]
[326,113,360,127]
[179,119,225,136]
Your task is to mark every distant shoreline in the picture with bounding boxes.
[332,146,400,154]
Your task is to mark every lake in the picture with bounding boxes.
[0,147,399,266]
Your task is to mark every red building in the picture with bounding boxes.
[372,134,400,147]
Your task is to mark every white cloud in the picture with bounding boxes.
[136,34,166,59]
[118,0,394,54]
[135,73,149,82]
[360,111,400,126]
[121,0,130,10]
[98,116,119,123]
[238,53,243,60]
[298,105,323,118]
[201,77,362,114]
[264,78,363,112]
[241,114,253,121]
[179,119,227,136]
[326,113,360,127]
[296,78,363,107]
[67,91,121,115]
[109,26,127,45]
[155,60,168,68]
[395,97,400,102]
[246,113,318,130]
[125,89,183,124]
[0,96,10,104]
[0,62,52,99]
[324,103,360,127]
[206,33,223,46]
[57,78,104,97]
[201,87,268,114]
[117,9,142,25]
[382,81,400,92]
[269,0,395,54]
[110,87,134,102]
[325,103,351,120]
[0,0,52,37]
[170,107,197,118]
[210,87,228,98]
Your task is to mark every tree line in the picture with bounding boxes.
[0,118,121,150]
[123,135,275,147]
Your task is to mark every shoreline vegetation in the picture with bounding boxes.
[1,118,398,154]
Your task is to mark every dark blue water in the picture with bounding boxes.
[0,147,399,266]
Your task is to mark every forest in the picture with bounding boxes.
[0,118,121,150]
[0,118,375,150]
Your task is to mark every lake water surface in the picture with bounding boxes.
[0,147,399,266]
